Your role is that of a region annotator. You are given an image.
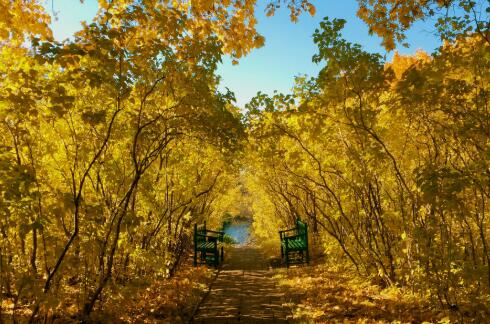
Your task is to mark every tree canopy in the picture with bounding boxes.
[0,0,489,321]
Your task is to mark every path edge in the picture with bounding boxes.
[187,267,222,323]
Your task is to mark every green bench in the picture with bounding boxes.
[279,219,309,268]
[193,221,224,268]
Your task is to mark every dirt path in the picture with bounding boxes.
[192,247,294,323]
[189,244,485,323]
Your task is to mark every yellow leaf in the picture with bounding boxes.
[308,4,316,16]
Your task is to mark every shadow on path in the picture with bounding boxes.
[192,247,292,323]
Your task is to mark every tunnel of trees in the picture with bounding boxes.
[0,0,489,321]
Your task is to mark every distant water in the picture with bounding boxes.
[222,221,251,245]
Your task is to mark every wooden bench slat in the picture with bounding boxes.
[279,219,309,267]
[194,222,225,268]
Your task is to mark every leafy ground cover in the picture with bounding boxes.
[1,259,215,323]
[278,262,490,323]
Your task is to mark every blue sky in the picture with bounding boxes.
[45,0,440,107]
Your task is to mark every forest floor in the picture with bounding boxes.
[190,245,487,324]
[192,246,293,323]
[3,245,487,323]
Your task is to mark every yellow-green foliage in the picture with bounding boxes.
[245,22,490,311]
[1,0,489,321]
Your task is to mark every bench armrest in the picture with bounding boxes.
[206,231,224,241]
[206,230,225,235]
[196,233,221,240]
[279,228,297,240]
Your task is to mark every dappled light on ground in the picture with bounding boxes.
[277,264,490,323]
[193,247,292,323]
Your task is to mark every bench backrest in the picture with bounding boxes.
[296,219,307,237]
[195,221,224,244]
[195,222,207,243]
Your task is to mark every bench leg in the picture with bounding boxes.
[221,246,224,262]
[306,248,309,265]
[285,246,289,268]
[194,248,197,267]
[214,248,219,268]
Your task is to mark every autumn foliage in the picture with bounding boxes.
[246,18,489,319]
[1,0,489,322]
